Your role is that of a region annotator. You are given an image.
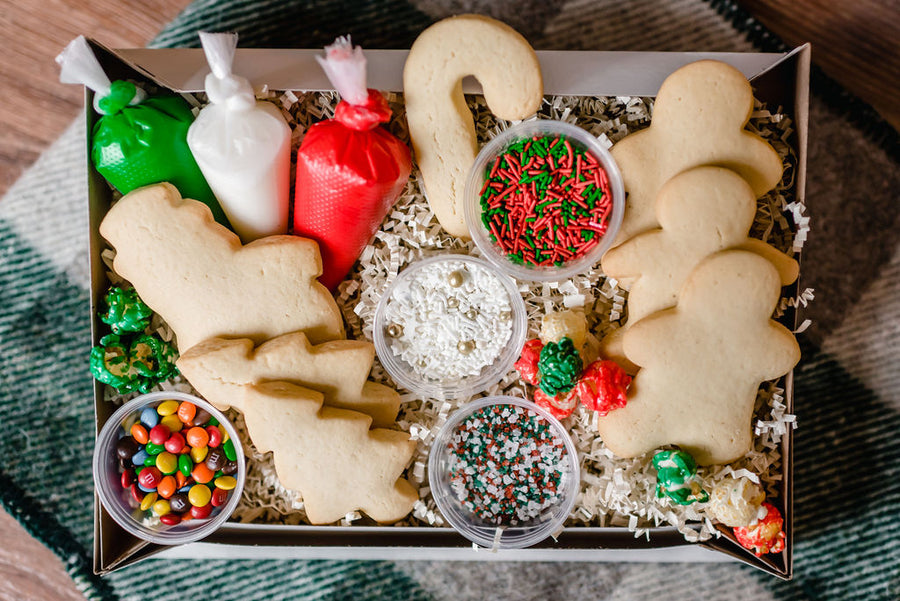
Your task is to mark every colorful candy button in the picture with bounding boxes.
[155,452,178,475]
[177,401,196,425]
[206,425,222,448]
[191,463,215,485]
[160,513,181,526]
[160,414,184,433]
[140,407,159,428]
[130,424,149,444]
[152,499,171,516]
[214,476,237,491]
[140,492,158,512]
[211,487,229,508]
[190,445,208,463]
[177,454,193,478]
[164,432,185,454]
[149,424,170,445]
[186,427,210,449]
[190,503,213,520]
[157,475,177,499]
[188,484,212,507]
[157,400,179,416]
[223,439,237,462]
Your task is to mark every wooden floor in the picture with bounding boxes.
[0,1,190,598]
[0,0,898,598]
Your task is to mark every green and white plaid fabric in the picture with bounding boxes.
[1,1,898,599]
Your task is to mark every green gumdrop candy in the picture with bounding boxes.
[91,81,231,228]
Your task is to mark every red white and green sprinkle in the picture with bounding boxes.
[479,134,613,267]
[447,403,568,525]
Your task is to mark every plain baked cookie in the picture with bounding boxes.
[600,166,798,370]
[99,183,345,352]
[610,60,783,244]
[595,250,800,466]
[241,381,417,524]
[177,332,401,427]
[403,14,543,238]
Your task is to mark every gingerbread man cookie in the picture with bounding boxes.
[610,60,783,244]
[241,381,417,524]
[404,14,543,238]
[99,183,345,352]
[600,166,798,368]
[596,250,800,465]
[177,332,401,427]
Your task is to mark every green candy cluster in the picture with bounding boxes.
[90,286,178,394]
[99,286,152,334]
[652,449,710,505]
[537,337,583,396]
[90,333,178,395]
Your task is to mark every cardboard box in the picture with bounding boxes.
[86,40,810,578]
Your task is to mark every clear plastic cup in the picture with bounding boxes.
[428,396,580,549]
[373,254,527,400]
[463,119,625,282]
[93,391,245,545]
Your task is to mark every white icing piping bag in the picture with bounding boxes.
[187,31,292,242]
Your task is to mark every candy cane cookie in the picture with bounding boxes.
[403,14,543,238]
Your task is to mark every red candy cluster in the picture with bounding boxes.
[576,360,631,415]
[514,339,544,386]
[734,502,786,557]
[514,338,631,419]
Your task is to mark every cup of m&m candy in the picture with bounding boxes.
[463,120,624,282]
[93,391,245,544]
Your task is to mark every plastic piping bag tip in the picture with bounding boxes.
[199,31,239,80]
[316,36,369,106]
[56,35,112,100]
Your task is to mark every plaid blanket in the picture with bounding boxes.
[1,1,897,599]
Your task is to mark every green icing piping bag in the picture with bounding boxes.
[56,36,231,228]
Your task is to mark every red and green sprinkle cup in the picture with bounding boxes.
[464,120,624,281]
[428,396,579,549]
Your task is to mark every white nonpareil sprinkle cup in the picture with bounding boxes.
[373,254,527,400]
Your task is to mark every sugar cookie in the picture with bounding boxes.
[99,183,345,352]
[404,14,543,238]
[611,60,783,244]
[600,167,798,369]
[596,250,800,465]
[241,381,417,524]
[177,332,401,427]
